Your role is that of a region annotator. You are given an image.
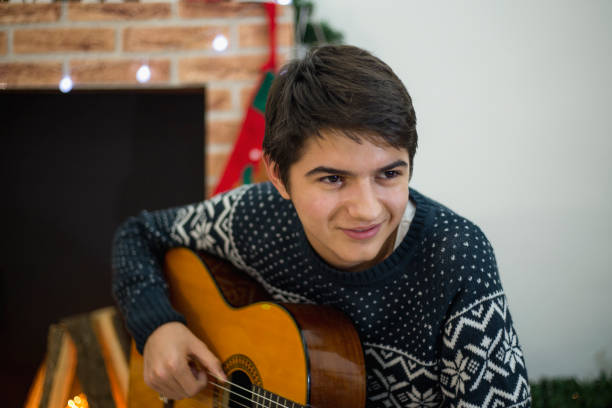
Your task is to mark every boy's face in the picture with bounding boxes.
[266,130,411,272]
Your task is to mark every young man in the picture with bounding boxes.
[112,45,531,407]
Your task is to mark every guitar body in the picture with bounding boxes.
[128,247,366,408]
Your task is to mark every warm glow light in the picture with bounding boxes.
[212,34,229,52]
[59,75,73,93]
[136,64,151,83]
[66,393,88,408]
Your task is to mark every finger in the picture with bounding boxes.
[146,360,190,400]
[189,341,227,382]
[154,374,190,401]
[170,360,206,397]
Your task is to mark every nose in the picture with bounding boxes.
[344,180,382,221]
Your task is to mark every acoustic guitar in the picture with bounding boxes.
[128,247,366,408]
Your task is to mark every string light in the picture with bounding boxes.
[59,75,73,93]
[249,148,262,161]
[136,63,151,83]
[212,34,229,52]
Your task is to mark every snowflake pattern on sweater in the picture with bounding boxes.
[111,183,531,407]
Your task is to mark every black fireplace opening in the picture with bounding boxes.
[0,88,206,405]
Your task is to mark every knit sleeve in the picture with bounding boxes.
[438,228,531,407]
[111,185,249,353]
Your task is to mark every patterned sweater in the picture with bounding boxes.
[112,182,531,407]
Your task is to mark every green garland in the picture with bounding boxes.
[293,0,344,46]
[531,372,612,407]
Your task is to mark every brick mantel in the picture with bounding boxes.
[0,1,295,194]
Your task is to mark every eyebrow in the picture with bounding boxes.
[305,160,408,177]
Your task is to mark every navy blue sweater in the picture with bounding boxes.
[112,182,531,407]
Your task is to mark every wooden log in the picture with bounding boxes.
[62,313,115,408]
[90,307,129,408]
[38,324,77,408]
[110,307,131,362]
[23,361,46,408]
[28,307,131,408]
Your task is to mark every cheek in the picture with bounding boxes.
[295,193,338,226]
[309,196,335,221]
[384,187,410,218]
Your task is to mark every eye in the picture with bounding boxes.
[382,170,402,179]
[320,175,344,184]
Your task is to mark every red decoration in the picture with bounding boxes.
[212,3,277,195]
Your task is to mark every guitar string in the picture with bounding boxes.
[211,377,307,408]
[207,371,310,408]
[209,381,292,408]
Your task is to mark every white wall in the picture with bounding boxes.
[312,0,612,380]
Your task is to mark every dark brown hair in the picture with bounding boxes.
[263,44,418,188]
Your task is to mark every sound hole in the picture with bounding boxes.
[229,370,252,408]
[217,354,262,408]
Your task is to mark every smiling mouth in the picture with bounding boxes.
[341,224,382,240]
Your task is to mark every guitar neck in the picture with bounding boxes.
[251,384,306,408]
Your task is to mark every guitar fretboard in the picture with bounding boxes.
[251,385,306,408]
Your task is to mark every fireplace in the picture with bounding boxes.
[0,88,206,406]
[0,1,295,404]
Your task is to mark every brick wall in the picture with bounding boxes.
[0,1,294,196]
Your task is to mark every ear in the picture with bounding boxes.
[263,155,291,200]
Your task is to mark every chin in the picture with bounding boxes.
[323,236,388,270]
[336,250,379,270]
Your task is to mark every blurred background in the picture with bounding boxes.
[309,0,612,381]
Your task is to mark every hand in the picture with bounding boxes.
[142,322,227,400]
